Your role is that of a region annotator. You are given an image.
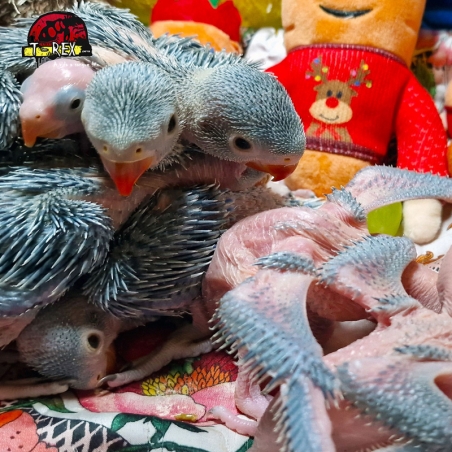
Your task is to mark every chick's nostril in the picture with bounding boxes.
[325,97,339,109]
[35,115,41,119]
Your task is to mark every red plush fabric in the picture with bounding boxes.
[268,44,449,176]
[151,0,242,42]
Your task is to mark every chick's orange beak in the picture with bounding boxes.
[101,156,155,196]
[21,116,64,148]
[245,162,298,181]
[20,120,41,148]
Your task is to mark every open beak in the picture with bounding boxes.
[100,156,155,196]
[245,162,298,181]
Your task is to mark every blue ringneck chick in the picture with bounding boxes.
[147,38,306,181]
[16,295,127,390]
[81,61,181,196]
[178,63,305,180]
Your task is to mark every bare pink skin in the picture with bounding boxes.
[20,59,95,147]
[210,239,452,450]
[203,168,452,450]
[328,399,401,451]
[203,185,445,324]
[320,246,452,449]
[210,266,337,452]
[324,243,452,370]
[437,249,452,316]
[202,202,367,319]
[402,260,441,312]
[208,405,258,436]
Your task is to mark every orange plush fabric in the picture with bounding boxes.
[282,0,426,66]
[150,20,242,53]
[267,0,449,197]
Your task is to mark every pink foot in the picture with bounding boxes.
[208,406,258,436]
[234,365,272,420]
[99,324,212,388]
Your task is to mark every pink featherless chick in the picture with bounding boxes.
[19,59,95,147]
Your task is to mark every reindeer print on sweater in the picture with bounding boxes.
[268,44,448,176]
[306,57,372,143]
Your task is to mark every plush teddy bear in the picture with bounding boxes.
[267,0,449,244]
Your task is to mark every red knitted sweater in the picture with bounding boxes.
[267,44,449,176]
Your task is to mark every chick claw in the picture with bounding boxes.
[98,324,213,388]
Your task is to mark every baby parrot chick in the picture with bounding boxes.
[179,63,305,181]
[16,295,124,390]
[81,62,181,196]
[20,59,95,147]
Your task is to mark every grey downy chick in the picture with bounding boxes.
[179,62,306,181]
[83,184,232,318]
[146,36,306,181]
[15,294,128,391]
[81,61,181,196]
[0,167,114,316]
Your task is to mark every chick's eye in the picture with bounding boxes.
[234,137,252,150]
[70,98,81,110]
[167,115,176,133]
[87,333,100,350]
[54,86,85,116]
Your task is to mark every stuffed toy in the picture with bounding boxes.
[267,0,450,244]
[444,78,452,173]
[149,0,242,53]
